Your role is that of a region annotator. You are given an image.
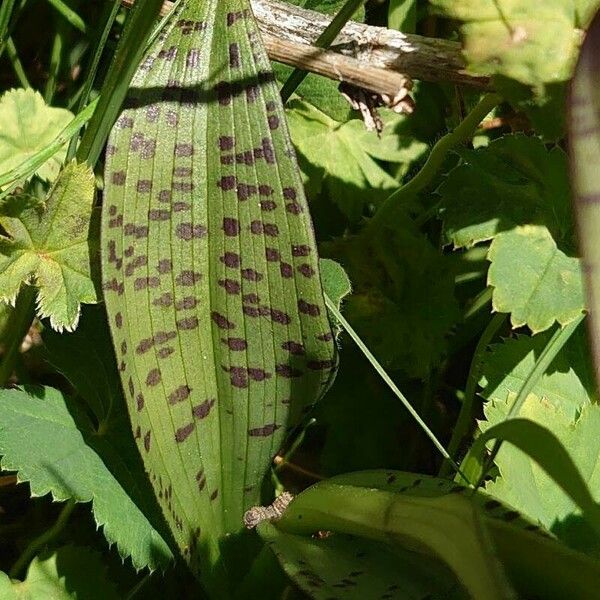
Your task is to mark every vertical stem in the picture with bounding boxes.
[45,27,64,104]
[0,286,36,387]
[439,312,506,477]
[5,36,30,88]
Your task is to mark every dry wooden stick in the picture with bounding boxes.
[120,0,490,96]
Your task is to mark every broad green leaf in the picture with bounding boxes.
[267,471,600,599]
[428,0,581,87]
[0,546,119,600]
[0,386,173,570]
[388,0,417,31]
[323,213,460,377]
[286,99,411,222]
[260,523,464,600]
[480,325,597,418]
[273,481,517,600]
[0,161,98,332]
[488,225,585,332]
[440,135,572,249]
[0,89,73,183]
[480,395,600,534]
[429,1,599,138]
[568,7,600,385]
[101,1,337,593]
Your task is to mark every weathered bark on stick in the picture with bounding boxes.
[121,0,490,95]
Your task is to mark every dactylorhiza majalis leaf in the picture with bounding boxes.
[0,161,98,332]
[101,0,337,592]
[0,88,74,183]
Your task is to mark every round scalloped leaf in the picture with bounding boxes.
[0,386,173,571]
[481,393,600,550]
[428,0,581,86]
[0,89,73,183]
[488,225,585,333]
[479,326,597,418]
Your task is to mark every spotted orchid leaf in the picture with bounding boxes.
[263,471,600,600]
[101,0,337,593]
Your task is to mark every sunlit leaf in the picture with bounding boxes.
[0,89,73,183]
[101,0,337,592]
[0,161,98,331]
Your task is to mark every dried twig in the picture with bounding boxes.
[120,0,490,98]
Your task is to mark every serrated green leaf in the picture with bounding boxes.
[488,225,586,332]
[285,99,403,222]
[0,89,73,183]
[101,1,337,592]
[480,395,600,541]
[319,257,351,308]
[480,325,597,418]
[42,305,175,565]
[440,135,572,249]
[0,546,120,600]
[0,161,98,331]
[0,386,173,570]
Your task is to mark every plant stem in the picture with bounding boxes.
[439,312,506,477]
[10,499,76,578]
[280,0,365,103]
[369,93,502,231]
[0,286,36,387]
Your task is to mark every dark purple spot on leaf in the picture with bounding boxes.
[282,341,305,355]
[249,423,280,437]
[298,300,321,316]
[223,218,240,236]
[241,269,263,282]
[177,316,199,330]
[146,368,162,386]
[222,337,247,351]
[193,398,216,419]
[221,252,240,267]
[276,364,304,378]
[212,312,235,330]
[280,263,293,278]
[265,248,280,262]
[176,270,202,286]
[175,422,195,442]
[219,279,241,294]
[168,385,191,404]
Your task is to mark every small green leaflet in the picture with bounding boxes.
[101,0,337,592]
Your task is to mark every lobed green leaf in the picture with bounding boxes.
[0,161,98,331]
